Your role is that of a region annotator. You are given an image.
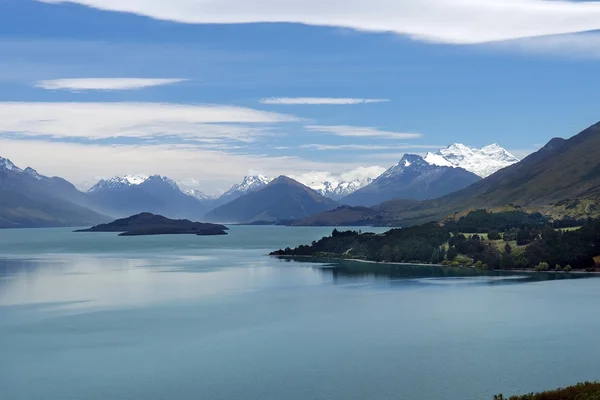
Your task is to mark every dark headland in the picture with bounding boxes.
[75,212,229,236]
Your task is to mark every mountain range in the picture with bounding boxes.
[0,142,525,228]
[299,121,600,226]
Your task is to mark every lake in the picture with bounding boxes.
[1,226,599,400]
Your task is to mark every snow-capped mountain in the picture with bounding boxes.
[88,175,150,192]
[301,177,375,200]
[424,143,519,178]
[292,167,385,200]
[342,154,481,206]
[185,189,217,201]
[217,175,273,205]
[87,174,212,219]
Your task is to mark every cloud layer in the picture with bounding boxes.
[306,125,421,140]
[35,78,187,91]
[261,97,389,105]
[0,102,298,142]
[41,0,600,44]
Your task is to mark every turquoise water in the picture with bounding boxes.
[1,226,599,400]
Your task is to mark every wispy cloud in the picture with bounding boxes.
[41,0,600,44]
[303,143,441,150]
[260,97,389,105]
[305,125,421,140]
[0,102,299,142]
[302,144,395,151]
[34,78,188,91]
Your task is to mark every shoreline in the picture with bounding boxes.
[271,255,600,274]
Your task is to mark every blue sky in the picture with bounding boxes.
[2,0,600,193]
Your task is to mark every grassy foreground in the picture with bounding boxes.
[494,382,600,399]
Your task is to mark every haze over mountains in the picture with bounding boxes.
[0,142,526,228]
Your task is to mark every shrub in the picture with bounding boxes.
[554,264,562,272]
[494,381,600,400]
[564,265,573,272]
[535,262,550,272]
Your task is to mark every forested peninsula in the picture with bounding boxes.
[271,210,600,271]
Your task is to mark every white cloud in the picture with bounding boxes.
[305,125,421,140]
[40,0,600,44]
[0,139,374,194]
[0,102,299,142]
[260,97,389,105]
[34,78,188,91]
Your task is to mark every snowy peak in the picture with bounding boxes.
[425,143,519,178]
[144,175,180,191]
[222,175,273,197]
[308,178,374,200]
[185,189,216,201]
[88,175,149,192]
[24,167,45,180]
[0,157,22,173]
[380,154,432,180]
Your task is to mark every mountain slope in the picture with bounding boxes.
[424,143,519,178]
[341,154,481,206]
[0,157,107,228]
[87,175,212,219]
[205,176,339,223]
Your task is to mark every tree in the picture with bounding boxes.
[554,264,562,272]
[565,265,573,272]
[447,246,458,261]
[488,230,502,240]
[430,247,441,264]
[504,242,512,255]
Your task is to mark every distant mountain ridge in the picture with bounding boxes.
[341,154,481,206]
[86,174,213,220]
[299,175,376,200]
[205,176,339,223]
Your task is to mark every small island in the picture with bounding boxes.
[75,212,229,236]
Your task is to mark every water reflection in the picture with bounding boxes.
[281,257,594,286]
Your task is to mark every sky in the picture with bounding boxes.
[1,0,600,194]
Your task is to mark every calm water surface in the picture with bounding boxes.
[1,226,599,400]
